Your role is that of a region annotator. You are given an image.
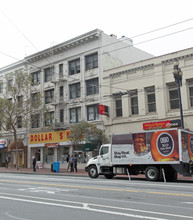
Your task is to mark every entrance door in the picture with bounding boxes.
[19,153,23,167]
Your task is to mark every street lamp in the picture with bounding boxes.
[172,61,184,129]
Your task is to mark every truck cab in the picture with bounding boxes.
[85,144,113,178]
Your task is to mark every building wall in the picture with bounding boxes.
[0,29,153,167]
[103,48,193,138]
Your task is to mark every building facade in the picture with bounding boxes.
[0,29,153,168]
[102,48,193,138]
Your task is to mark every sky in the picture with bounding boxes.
[1,0,193,68]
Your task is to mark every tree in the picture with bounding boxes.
[69,121,108,150]
[0,70,45,169]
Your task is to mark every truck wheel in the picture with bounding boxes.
[104,174,114,179]
[88,165,99,178]
[145,166,159,181]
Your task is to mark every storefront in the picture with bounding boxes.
[29,130,72,168]
[0,139,8,167]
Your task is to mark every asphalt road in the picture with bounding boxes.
[0,173,193,220]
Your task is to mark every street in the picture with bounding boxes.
[0,173,193,219]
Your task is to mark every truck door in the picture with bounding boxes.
[98,145,110,166]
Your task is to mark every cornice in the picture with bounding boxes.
[25,29,102,63]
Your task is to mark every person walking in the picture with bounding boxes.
[74,155,78,172]
[5,156,9,168]
[32,156,36,172]
[66,155,70,172]
[70,155,74,172]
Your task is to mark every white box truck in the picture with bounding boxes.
[85,128,193,181]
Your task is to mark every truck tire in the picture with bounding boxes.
[145,166,159,181]
[88,165,99,178]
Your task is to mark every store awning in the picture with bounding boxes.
[82,143,97,152]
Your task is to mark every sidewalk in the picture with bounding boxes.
[0,166,193,181]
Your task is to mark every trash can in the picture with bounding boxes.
[53,161,60,173]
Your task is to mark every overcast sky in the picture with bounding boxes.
[1,0,193,68]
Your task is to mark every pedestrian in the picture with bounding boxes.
[66,155,70,172]
[74,155,78,172]
[70,155,74,172]
[5,156,9,168]
[32,156,36,172]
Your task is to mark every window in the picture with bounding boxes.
[7,79,13,90]
[45,89,54,104]
[17,116,22,128]
[31,92,40,107]
[70,107,81,123]
[69,59,80,75]
[87,104,99,121]
[189,80,193,107]
[86,78,99,95]
[85,53,98,70]
[60,86,64,101]
[44,66,54,82]
[31,71,40,85]
[146,86,156,113]
[17,96,23,107]
[69,83,80,99]
[130,90,138,115]
[31,114,40,128]
[115,98,122,117]
[0,82,3,93]
[60,109,64,123]
[100,146,109,155]
[168,83,179,109]
[59,64,63,78]
[45,112,54,126]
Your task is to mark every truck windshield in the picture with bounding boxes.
[100,146,109,155]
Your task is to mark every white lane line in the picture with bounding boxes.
[0,196,167,220]
[0,193,193,219]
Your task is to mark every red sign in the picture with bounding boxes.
[143,120,181,130]
[98,104,109,116]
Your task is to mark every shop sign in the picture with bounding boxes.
[45,143,59,148]
[98,104,109,116]
[29,130,70,144]
[0,139,7,149]
[143,120,181,130]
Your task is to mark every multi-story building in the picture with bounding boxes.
[0,29,153,168]
[102,47,193,138]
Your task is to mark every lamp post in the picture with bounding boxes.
[172,61,184,129]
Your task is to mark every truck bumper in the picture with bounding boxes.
[85,166,89,172]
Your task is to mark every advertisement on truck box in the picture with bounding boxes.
[112,130,180,164]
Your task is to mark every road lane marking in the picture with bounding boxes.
[0,195,174,220]
[1,194,193,219]
[0,179,193,197]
